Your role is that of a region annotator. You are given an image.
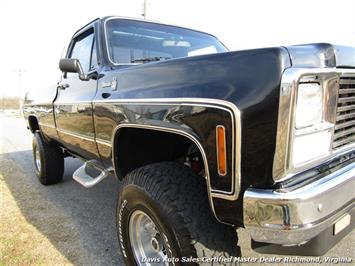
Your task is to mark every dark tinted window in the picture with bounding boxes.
[106,19,227,64]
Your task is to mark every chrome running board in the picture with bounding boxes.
[73,162,109,188]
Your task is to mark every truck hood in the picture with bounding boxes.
[285,43,355,68]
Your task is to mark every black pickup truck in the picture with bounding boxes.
[23,16,355,264]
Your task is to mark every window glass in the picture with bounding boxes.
[69,30,94,76]
[106,20,227,64]
[90,37,98,70]
[188,46,218,56]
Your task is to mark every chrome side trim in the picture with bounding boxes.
[94,97,241,200]
[112,123,237,203]
[52,101,93,105]
[273,68,355,182]
[93,97,239,109]
[111,123,220,221]
[96,138,112,147]
[58,129,113,148]
[38,123,56,129]
[244,161,355,245]
[57,128,95,142]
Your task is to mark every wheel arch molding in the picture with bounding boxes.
[100,98,242,210]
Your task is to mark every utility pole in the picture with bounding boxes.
[13,69,26,113]
[142,0,148,19]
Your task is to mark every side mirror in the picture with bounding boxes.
[59,58,89,81]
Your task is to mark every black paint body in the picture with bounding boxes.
[23,17,355,225]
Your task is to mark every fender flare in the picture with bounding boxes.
[111,123,224,222]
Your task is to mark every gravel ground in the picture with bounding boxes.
[0,115,354,265]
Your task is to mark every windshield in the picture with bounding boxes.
[105,19,227,64]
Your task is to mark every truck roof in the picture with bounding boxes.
[73,16,219,41]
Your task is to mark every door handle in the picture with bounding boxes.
[58,83,70,90]
[102,92,111,99]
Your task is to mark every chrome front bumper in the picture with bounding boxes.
[243,162,355,246]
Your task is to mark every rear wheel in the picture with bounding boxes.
[32,132,64,185]
[117,162,241,265]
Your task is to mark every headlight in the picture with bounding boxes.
[292,128,332,166]
[291,82,333,167]
[273,69,342,182]
[295,83,323,128]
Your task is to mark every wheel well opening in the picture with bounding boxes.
[28,116,40,133]
[114,128,205,178]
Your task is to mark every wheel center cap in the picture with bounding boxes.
[151,237,160,252]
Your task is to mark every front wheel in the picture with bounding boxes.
[117,162,241,265]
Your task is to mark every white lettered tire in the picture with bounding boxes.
[117,162,241,265]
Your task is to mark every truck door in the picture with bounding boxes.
[54,27,101,162]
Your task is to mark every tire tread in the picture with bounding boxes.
[33,132,64,185]
[121,162,240,265]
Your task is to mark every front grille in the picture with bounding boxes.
[333,76,355,149]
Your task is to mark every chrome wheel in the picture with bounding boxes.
[34,145,41,171]
[129,210,169,265]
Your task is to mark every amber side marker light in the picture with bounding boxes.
[216,125,227,176]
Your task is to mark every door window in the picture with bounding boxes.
[90,37,98,70]
[67,29,95,77]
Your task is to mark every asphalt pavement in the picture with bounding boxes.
[0,115,353,265]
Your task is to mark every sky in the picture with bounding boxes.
[0,0,354,98]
